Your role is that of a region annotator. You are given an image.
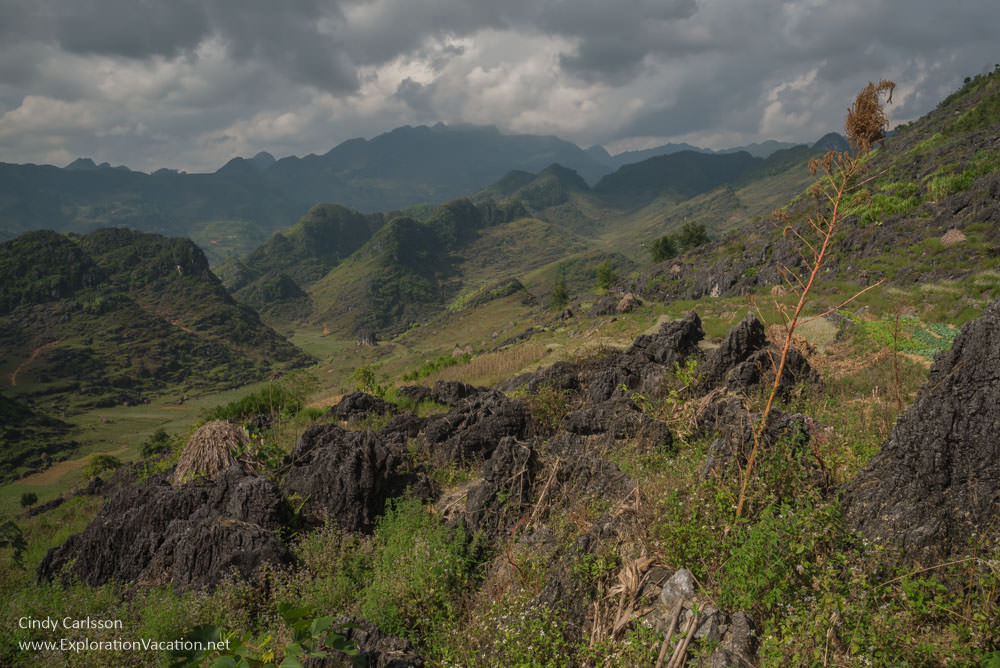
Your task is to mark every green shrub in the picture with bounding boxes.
[596,259,618,291]
[650,235,678,262]
[360,498,474,646]
[19,492,38,508]
[140,427,173,457]
[677,222,710,250]
[717,501,840,617]
[205,383,303,422]
[84,454,122,478]
[551,278,569,309]
[351,364,388,398]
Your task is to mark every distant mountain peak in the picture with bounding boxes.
[812,132,849,152]
[63,158,131,172]
[65,157,98,170]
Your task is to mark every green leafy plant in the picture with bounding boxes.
[141,427,174,457]
[84,453,123,478]
[596,259,618,291]
[170,602,362,668]
[0,520,27,568]
[551,278,569,309]
[206,384,304,423]
[351,365,389,399]
[650,235,678,262]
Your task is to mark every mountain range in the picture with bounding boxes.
[0,123,837,263]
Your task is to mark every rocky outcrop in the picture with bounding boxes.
[562,397,673,452]
[305,616,423,667]
[627,311,704,367]
[38,467,292,590]
[699,313,818,397]
[397,380,486,407]
[283,425,432,532]
[327,392,398,422]
[697,396,819,487]
[464,437,539,537]
[699,313,767,389]
[421,390,532,464]
[843,298,1000,560]
[583,311,704,402]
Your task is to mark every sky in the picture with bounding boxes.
[0,0,997,173]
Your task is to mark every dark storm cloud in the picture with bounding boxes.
[0,0,997,171]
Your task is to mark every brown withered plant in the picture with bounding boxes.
[845,79,896,152]
[733,80,895,520]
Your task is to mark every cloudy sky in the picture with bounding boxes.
[0,0,996,173]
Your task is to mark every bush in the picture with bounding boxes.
[84,454,122,479]
[360,498,474,645]
[551,278,569,309]
[596,259,617,291]
[650,235,678,262]
[19,493,38,508]
[677,222,710,250]
[204,383,304,423]
[140,428,173,457]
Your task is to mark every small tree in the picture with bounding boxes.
[677,222,710,250]
[551,278,569,309]
[650,235,677,262]
[84,454,122,479]
[596,259,617,291]
[20,492,38,508]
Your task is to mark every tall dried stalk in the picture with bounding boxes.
[733,81,894,520]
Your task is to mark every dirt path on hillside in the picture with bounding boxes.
[19,444,129,487]
[9,340,61,387]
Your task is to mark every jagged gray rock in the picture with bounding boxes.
[326,392,398,421]
[421,389,532,464]
[843,298,1000,560]
[305,616,423,667]
[37,467,292,590]
[700,312,819,397]
[562,397,674,453]
[699,312,767,390]
[283,425,432,532]
[464,437,539,536]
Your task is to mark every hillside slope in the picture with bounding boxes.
[0,229,312,415]
[635,68,1000,305]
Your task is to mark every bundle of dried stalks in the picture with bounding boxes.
[171,420,247,486]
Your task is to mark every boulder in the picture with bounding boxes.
[464,437,539,536]
[421,390,532,464]
[562,397,673,453]
[699,313,818,396]
[326,392,397,422]
[699,313,767,390]
[626,310,704,366]
[430,380,485,407]
[283,425,431,532]
[305,616,423,667]
[38,467,292,590]
[843,298,1000,560]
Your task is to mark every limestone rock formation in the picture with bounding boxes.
[38,467,292,590]
[843,298,1000,560]
[283,425,431,532]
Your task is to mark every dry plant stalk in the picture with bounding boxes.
[733,80,895,520]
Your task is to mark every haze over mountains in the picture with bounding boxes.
[0,122,840,261]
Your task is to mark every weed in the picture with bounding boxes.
[360,498,475,647]
[529,382,572,433]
